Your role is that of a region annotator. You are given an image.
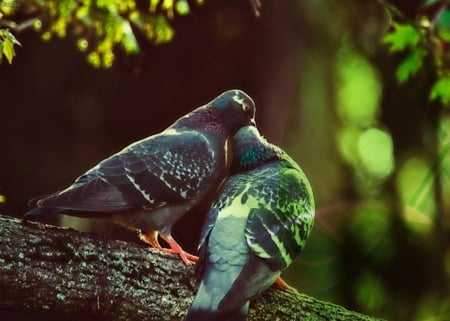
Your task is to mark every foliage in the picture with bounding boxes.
[0,0,204,67]
[382,0,450,106]
[0,26,20,64]
[300,1,450,319]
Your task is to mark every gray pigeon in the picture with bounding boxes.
[184,125,314,320]
[25,90,256,265]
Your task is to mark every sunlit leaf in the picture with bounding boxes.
[2,36,14,63]
[150,0,161,12]
[122,22,140,53]
[97,0,118,13]
[102,49,114,68]
[0,0,19,15]
[162,0,175,18]
[395,48,427,83]
[383,23,422,52]
[430,76,450,106]
[4,29,20,46]
[154,16,174,43]
[0,29,20,64]
[162,0,174,11]
[87,51,101,68]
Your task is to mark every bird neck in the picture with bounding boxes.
[235,143,281,172]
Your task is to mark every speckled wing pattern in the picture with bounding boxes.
[246,154,314,270]
[201,154,314,271]
[39,129,216,213]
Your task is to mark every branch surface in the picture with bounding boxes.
[0,215,382,321]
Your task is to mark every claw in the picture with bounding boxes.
[139,231,162,249]
[139,231,198,265]
[275,277,298,293]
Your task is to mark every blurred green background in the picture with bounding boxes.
[0,1,449,320]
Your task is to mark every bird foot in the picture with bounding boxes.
[140,231,198,265]
[160,234,198,266]
[161,247,199,265]
[140,231,162,249]
[275,277,299,293]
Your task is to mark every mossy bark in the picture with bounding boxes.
[0,215,382,321]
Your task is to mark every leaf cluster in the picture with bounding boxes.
[0,0,204,67]
[382,0,450,106]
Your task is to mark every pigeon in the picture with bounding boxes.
[25,89,256,265]
[184,125,315,321]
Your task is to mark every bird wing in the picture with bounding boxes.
[221,162,314,310]
[38,129,219,213]
[195,160,314,312]
[244,162,315,271]
[195,165,287,311]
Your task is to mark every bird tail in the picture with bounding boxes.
[183,282,248,321]
[23,206,62,220]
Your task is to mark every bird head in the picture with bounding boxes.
[174,89,256,136]
[211,89,256,131]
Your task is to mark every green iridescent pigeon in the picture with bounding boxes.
[25,90,256,265]
[184,126,315,321]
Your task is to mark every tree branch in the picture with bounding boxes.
[0,215,382,321]
[0,18,39,32]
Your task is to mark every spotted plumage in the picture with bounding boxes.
[184,126,314,321]
[25,90,256,264]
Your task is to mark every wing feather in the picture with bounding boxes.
[245,163,315,271]
[39,130,218,213]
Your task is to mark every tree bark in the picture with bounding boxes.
[0,215,382,321]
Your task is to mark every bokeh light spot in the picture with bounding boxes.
[357,128,395,179]
[396,157,436,235]
[336,45,382,127]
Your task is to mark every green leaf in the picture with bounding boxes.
[437,9,450,41]
[383,23,422,52]
[150,0,161,12]
[121,20,140,53]
[87,51,101,68]
[429,76,450,106]
[4,30,21,46]
[2,37,14,64]
[395,48,427,83]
